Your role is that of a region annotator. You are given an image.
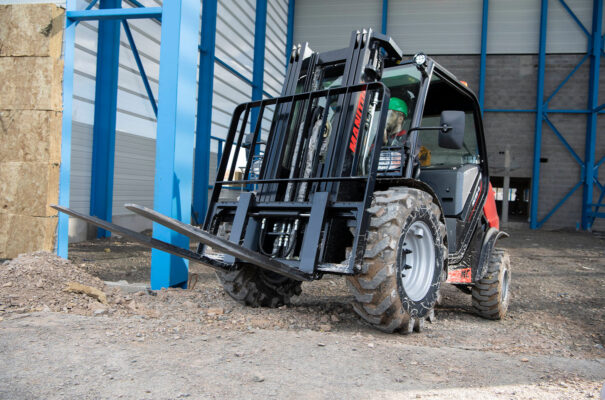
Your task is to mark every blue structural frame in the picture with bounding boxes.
[58,0,295,288]
[89,0,121,238]
[150,0,201,289]
[381,0,388,35]
[251,0,268,132]
[583,0,603,228]
[57,0,77,259]
[192,0,218,226]
[60,0,165,256]
[478,0,488,113]
[286,0,295,68]
[479,0,604,230]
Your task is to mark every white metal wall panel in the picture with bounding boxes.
[264,0,288,96]
[210,62,253,148]
[70,122,93,214]
[293,0,381,53]
[112,132,156,214]
[216,0,256,81]
[489,0,595,54]
[295,0,597,55]
[387,0,482,55]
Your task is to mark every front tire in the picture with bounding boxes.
[472,248,510,319]
[213,223,302,308]
[216,265,302,308]
[346,187,447,333]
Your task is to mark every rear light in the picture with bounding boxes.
[377,150,402,172]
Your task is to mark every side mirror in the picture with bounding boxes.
[439,111,465,150]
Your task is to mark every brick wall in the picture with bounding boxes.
[432,54,605,230]
[0,4,65,258]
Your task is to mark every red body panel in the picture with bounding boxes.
[483,182,499,230]
[446,267,472,284]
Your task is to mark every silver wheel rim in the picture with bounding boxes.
[400,220,435,302]
[501,268,510,303]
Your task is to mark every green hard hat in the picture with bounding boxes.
[389,97,408,117]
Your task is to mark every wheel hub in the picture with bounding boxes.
[501,268,510,303]
[400,220,435,302]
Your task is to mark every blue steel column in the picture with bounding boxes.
[150,0,201,289]
[89,0,121,238]
[286,0,295,68]
[250,0,267,131]
[381,0,388,35]
[478,0,488,113]
[57,0,77,258]
[530,0,548,229]
[582,0,603,229]
[192,0,218,225]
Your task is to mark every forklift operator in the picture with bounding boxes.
[384,97,431,167]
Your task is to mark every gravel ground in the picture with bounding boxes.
[1,227,604,399]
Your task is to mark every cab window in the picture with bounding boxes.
[419,74,480,168]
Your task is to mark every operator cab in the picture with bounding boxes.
[379,62,488,256]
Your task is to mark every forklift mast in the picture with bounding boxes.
[202,29,404,277]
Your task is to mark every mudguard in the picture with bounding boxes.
[474,227,509,282]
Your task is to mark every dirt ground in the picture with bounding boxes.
[1,227,604,399]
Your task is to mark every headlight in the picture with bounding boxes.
[377,150,402,172]
[413,52,427,66]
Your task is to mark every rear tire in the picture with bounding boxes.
[346,187,447,333]
[213,223,302,308]
[472,248,510,319]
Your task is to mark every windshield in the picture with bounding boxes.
[357,64,424,175]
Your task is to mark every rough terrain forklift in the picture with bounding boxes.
[55,29,511,333]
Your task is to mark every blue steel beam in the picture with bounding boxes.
[89,0,121,238]
[286,0,295,68]
[530,0,548,229]
[544,53,589,105]
[543,115,583,166]
[150,0,201,289]
[192,0,218,226]
[66,7,162,21]
[250,0,268,131]
[478,0,489,113]
[85,0,99,11]
[582,0,603,229]
[485,109,593,113]
[558,0,591,37]
[381,0,388,35]
[57,0,77,258]
[124,0,162,23]
[537,181,583,228]
[122,20,158,117]
[485,109,536,113]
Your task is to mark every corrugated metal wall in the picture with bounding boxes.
[293,0,381,53]
[294,0,597,54]
[70,0,289,241]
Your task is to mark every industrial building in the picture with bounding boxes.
[1,3,604,397]
[1,0,603,267]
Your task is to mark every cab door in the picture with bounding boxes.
[415,70,488,259]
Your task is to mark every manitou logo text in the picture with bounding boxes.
[349,91,366,153]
